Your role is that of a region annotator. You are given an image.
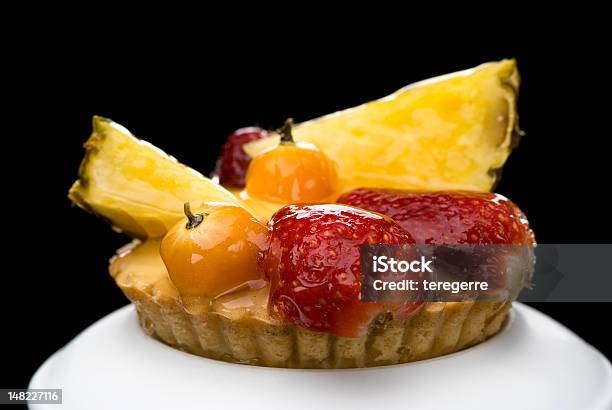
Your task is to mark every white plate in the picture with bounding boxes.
[29,303,612,410]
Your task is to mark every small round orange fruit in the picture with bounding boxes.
[160,202,269,298]
[245,118,337,203]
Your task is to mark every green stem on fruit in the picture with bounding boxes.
[279,118,295,144]
[183,202,206,229]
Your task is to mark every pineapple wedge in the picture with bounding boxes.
[69,117,241,238]
[244,60,520,193]
[70,61,521,233]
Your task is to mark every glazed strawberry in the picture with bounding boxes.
[337,189,535,245]
[265,204,422,338]
[337,189,535,293]
[215,127,268,187]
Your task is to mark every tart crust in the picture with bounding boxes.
[111,240,512,369]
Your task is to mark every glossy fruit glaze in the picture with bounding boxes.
[245,120,337,203]
[337,189,535,245]
[215,127,268,187]
[264,204,423,338]
[160,202,269,298]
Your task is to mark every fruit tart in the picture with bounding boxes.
[69,60,535,368]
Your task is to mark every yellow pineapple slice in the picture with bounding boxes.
[244,60,520,194]
[69,116,241,238]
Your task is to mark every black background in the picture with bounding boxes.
[4,25,611,393]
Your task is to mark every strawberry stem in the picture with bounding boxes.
[184,202,206,229]
[279,118,295,144]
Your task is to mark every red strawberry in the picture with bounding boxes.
[337,189,535,292]
[214,127,268,187]
[337,189,535,245]
[264,204,422,337]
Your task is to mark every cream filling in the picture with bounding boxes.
[110,240,532,325]
[110,240,275,323]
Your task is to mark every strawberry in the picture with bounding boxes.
[214,127,268,187]
[264,204,422,337]
[337,189,535,293]
[337,189,535,245]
